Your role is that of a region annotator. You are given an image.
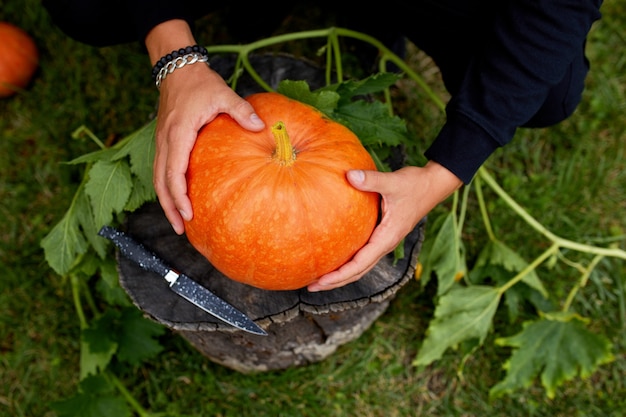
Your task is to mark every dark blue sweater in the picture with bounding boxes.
[423,1,602,182]
[43,0,603,183]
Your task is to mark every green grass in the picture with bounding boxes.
[1,1,625,416]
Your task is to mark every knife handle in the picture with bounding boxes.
[98,226,170,277]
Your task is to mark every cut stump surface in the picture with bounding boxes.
[117,203,425,373]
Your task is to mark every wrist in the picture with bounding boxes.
[426,158,462,178]
[145,20,210,89]
[423,160,464,199]
[151,45,209,88]
[145,19,197,65]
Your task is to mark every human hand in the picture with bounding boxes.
[145,19,265,234]
[307,161,463,292]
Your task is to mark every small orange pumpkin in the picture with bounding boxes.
[0,22,39,98]
[184,92,380,290]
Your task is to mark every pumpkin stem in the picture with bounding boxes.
[271,121,296,166]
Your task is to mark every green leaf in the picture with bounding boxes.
[470,239,551,321]
[277,75,409,150]
[79,338,117,380]
[113,122,158,211]
[420,212,467,295]
[73,250,101,278]
[277,79,340,115]
[75,189,108,258]
[115,307,165,365]
[470,263,552,322]
[41,194,89,276]
[413,285,501,367]
[85,160,133,229]
[51,375,131,417]
[474,239,548,297]
[332,72,403,102]
[64,147,118,165]
[79,307,164,376]
[490,312,615,399]
[124,174,157,212]
[96,259,132,307]
[332,99,407,148]
[113,121,156,181]
[81,310,120,378]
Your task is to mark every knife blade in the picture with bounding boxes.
[98,225,267,336]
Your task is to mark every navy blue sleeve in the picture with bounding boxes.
[424,0,603,183]
[42,0,211,46]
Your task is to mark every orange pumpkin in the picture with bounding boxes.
[0,22,39,98]
[184,92,380,290]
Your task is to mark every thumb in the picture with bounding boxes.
[346,169,387,193]
[230,101,265,132]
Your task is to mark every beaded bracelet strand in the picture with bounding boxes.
[152,45,209,89]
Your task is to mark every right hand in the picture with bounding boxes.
[307,161,463,292]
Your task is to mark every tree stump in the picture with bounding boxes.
[115,54,425,372]
[117,203,425,373]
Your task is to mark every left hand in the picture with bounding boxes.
[307,161,462,292]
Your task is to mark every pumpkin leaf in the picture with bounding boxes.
[81,307,164,377]
[419,212,467,295]
[474,239,548,297]
[115,307,165,365]
[111,121,158,211]
[81,318,118,379]
[85,160,133,229]
[333,99,407,148]
[413,285,501,367]
[470,239,551,322]
[277,79,340,115]
[124,175,156,212]
[50,375,131,417]
[75,190,108,259]
[470,262,552,322]
[490,312,615,399]
[95,258,132,307]
[331,72,403,103]
[65,147,118,165]
[41,186,90,275]
[278,75,409,149]
[112,120,156,180]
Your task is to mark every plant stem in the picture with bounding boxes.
[72,125,106,150]
[271,121,296,166]
[70,273,88,329]
[562,254,605,312]
[478,167,626,260]
[457,182,471,240]
[81,277,100,316]
[324,36,334,85]
[328,28,344,83]
[498,243,560,294]
[473,174,496,241]
[106,372,150,417]
[203,27,445,109]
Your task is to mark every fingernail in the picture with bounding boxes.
[250,113,264,127]
[348,169,365,184]
[179,209,191,221]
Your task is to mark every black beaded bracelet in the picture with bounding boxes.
[151,45,209,87]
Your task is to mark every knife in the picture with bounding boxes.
[98,225,267,336]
